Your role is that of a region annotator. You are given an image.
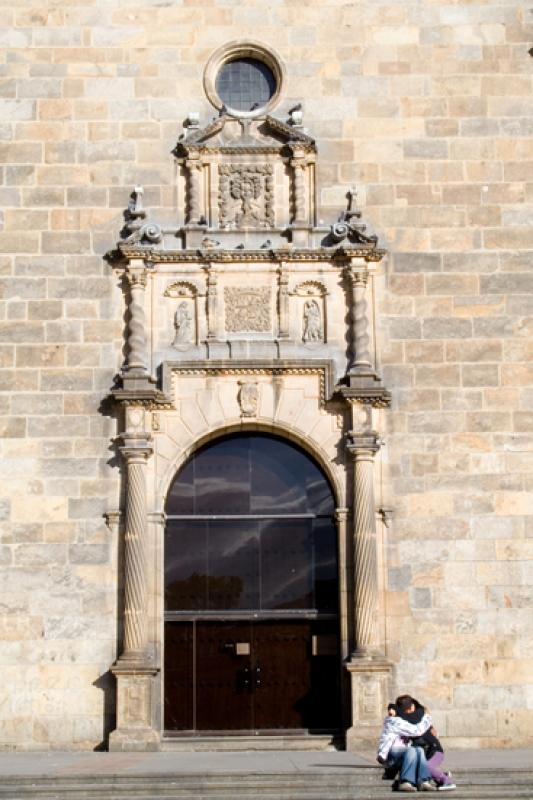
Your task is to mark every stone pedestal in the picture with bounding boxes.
[345,656,392,750]
[109,663,159,751]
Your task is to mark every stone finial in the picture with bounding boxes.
[329,186,378,246]
[123,186,163,245]
[128,186,146,220]
[289,103,303,127]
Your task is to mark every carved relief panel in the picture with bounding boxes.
[291,281,328,344]
[224,286,272,333]
[219,165,274,228]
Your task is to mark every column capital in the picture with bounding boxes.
[346,430,381,457]
[126,268,147,288]
[334,506,350,522]
[119,434,153,462]
[343,264,369,287]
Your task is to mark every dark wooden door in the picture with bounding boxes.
[195,621,253,731]
[253,621,311,730]
[164,621,194,731]
[165,619,341,732]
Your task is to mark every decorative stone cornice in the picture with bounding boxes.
[114,244,386,265]
[336,384,392,409]
[111,388,174,410]
[161,358,336,405]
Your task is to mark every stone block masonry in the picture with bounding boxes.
[0,0,532,749]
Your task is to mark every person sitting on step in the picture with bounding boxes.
[391,696,456,792]
[376,694,436,792]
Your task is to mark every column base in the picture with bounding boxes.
[345,653,392,751]
[109,660,160,752]
[108,727,160,752]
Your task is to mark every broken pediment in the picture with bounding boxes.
[115,111,382,256]
[176,113,315,154]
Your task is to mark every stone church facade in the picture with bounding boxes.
[1,2,532,750]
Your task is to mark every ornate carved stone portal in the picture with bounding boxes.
[107,106,392,751]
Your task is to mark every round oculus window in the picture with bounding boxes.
[204,42,285,117]
[215,57,276,113]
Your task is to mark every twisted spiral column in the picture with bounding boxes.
[205,266,218,340]
[187,160,202,224]
[277,263,289,339]
[347,435,380,656]
[345,267,372,374]
[126,269,148,374]
[120,439,153,660]
[291,160,306,223]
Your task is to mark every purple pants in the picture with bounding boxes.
[427,751,452,786]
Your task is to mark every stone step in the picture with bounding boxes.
[1,770,533,799]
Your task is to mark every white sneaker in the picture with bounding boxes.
[437,784,456,792]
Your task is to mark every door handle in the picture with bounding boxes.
[242,666,251,690]
[254,665,261,688]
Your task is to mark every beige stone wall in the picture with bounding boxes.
[0,0,532,748]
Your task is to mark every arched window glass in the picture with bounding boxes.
[165,433,337,613]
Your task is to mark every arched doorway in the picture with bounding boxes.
[163,432,341,734]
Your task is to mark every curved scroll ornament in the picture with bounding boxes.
[138,222,163,244]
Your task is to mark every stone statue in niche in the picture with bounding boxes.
[172,301,194,345]
[238,381,259,418]
[303,299,322,342]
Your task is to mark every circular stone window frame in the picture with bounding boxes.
[204,40,285,119]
